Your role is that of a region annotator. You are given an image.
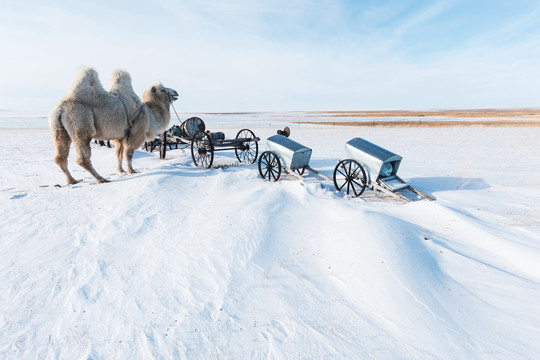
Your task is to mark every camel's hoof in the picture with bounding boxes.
[68,179,80,185]
[98,178,111,184]
[117,168,125,173]
[127,169,138,174]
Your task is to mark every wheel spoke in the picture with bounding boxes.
[351,182,359,196]
[350,166,361,178]
[267,165,274,180]
[337,168,347,177]
[247,148,256,161]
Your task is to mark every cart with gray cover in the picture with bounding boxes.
[258,134,330,181]
[145,117,260,168]
[333,138,435,201]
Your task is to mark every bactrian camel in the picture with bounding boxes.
[49,67,178,184]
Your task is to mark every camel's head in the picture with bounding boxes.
[166,87,179,102]
[143,82,178,105]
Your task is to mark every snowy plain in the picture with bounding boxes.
[1,111,539,359]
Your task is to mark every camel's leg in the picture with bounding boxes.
[52,126,78,184]
[73,136,110,183]
[125,146,136,174]
[113,140,124,173]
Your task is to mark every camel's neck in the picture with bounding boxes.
[146,101,171,135]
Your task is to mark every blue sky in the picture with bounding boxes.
[1,0,540,112]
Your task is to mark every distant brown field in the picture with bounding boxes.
[302,109,540,118]
[293,109,540,127]
[297,119,540,127]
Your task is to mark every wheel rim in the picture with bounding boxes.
[235,129,258,164]
[191,132,214,168]
[258,151,281,181]
[333,159,367,197]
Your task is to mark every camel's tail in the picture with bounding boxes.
[48,103,64,134]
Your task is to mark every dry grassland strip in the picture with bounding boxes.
[293,109,540,127]
[296,120,540,127]
[301,109,540,118]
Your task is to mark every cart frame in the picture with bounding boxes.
[144,118,260,168]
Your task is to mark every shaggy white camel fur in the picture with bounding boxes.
[49,67,178,184]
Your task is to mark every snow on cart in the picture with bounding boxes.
[144,117,260,168]
[333,138,435,201]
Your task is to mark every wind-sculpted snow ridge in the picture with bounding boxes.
[1,121,540,358]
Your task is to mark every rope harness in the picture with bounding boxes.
[123,104,145,140]
[167,90,183,124]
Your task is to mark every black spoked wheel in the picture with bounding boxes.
[191,131,214,168]
[145,139,159,152]
[333,159,368,197]
[258,151,281,181]
[159,132,167,159]
[294,167,306,176]
[235,128,258,164]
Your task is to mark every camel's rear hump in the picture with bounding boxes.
[64,67,108,106]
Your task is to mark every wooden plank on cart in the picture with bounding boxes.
[284,168,305,181]
[409,187,436,201]
[371,183,411,203]
[305,166,332,181]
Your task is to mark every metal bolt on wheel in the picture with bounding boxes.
[258,151,281,181]
[333,159,367,197]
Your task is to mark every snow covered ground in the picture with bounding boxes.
[1,111,539,359]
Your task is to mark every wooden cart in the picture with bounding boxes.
[145,117,260,168]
